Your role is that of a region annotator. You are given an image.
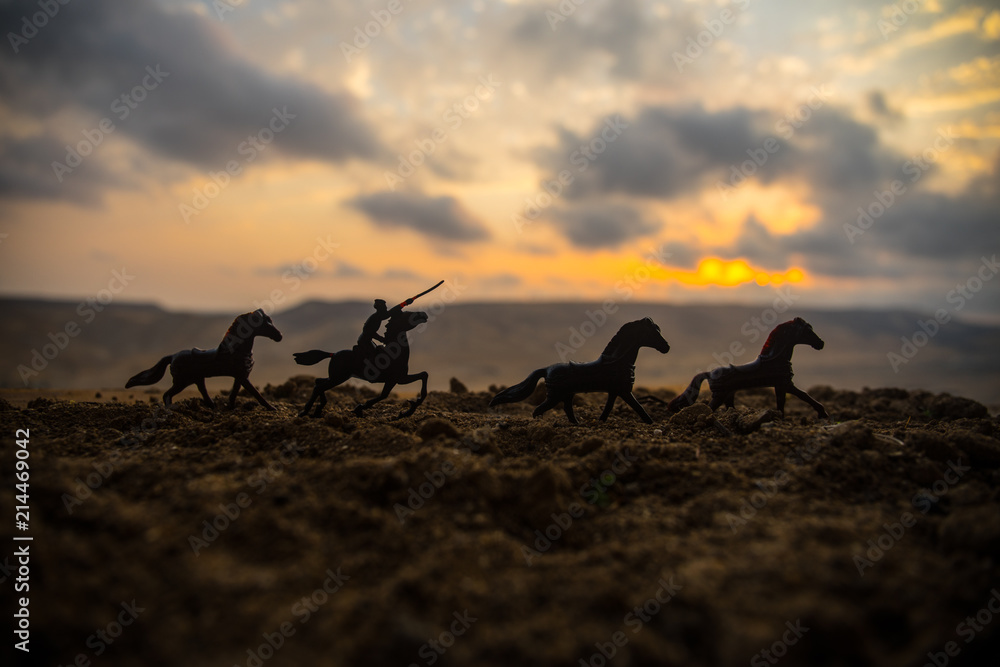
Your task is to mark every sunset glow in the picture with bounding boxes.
[0,0,996,320]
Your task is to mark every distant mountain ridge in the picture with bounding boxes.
[2,297,998,404]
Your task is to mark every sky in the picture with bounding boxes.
[0,0,998,320]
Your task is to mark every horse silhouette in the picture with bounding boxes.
[489,317,670,424]
[294,310,429,419]
[667,317,828,418]
[125,309,282,410]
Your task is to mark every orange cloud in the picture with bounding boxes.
[651,257,807,288]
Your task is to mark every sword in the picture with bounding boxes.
[398,280,444,308]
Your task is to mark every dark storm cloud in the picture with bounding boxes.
[726,152,999,279]
[539,104,902,203]
[538,105,790,200]
[546,203,660,249]
[0,0,381,202]
[0,134,124,205]
[347,191,490,242]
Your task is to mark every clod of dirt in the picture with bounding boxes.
[26,397,56,410]
[418,417,461,441]
[670,402,713,427]
[929,394,989,420]
[906,431,960,462]
[568,436,606,457]
[827,421,875,449]
[953,431,1000,468]
[736,408,780,434]
[0,397,14,411]
[449,377,468,394]
[938,506,1000,553]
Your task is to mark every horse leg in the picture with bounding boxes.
[599,393,618,421]
[788,384,829,418]
[195,378,215,408]
[241,378,276,411]
[162,380,192,409]
[312,380,331,417]
[228,378,241,409]
[562,395,579,425]
[774,387,787,416]
[393,371,429,419]
[709,393,726,411]
[621,392,654,424]
[725,394,735,409]
[532,393,560,419]
[355,382,394,417]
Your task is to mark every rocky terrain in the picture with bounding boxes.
[1,380,999,667]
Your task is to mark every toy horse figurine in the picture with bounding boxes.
[125,309,283,410]
[667,317,828,418]
[490,317,670,424]
[294,309,430,419]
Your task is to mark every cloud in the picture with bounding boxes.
[347,191,490,242]
[0,0,382,202]
[546,202,660,249]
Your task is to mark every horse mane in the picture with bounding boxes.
[601,319,652,358]
[758,319,800,359]
[220,312,253,353]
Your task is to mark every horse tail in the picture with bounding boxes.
[125,355,171,388]
[666,371,709,413]
[293,350,334,366]
[489,368,546,407]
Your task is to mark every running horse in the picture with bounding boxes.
[294,309,430,419]
[489,317,671,424]
[667,317,828,418]
[125,309,282,410]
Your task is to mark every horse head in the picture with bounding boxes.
[760,317,823,359]
[792,317,824,350]
[603,317,670,359]
[386,310,428,337]
[249,309,283,342]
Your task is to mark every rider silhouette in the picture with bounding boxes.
[356,299,389,359]
[355,282,443,364]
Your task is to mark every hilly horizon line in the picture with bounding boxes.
[2,294,994,326]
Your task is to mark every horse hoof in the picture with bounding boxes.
[352,405,364,417]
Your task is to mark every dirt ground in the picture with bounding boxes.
[1,378,999,667]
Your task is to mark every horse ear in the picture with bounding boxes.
[793,317,804,324]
